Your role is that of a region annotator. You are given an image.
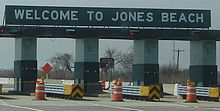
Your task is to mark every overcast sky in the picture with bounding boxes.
[0,0,220,70]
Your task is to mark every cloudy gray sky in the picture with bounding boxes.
[0,0,220,70]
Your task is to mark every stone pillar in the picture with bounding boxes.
[190,40,217,86]
[133,39,159,86]
[74,38,100,94]
[14,38,37,93]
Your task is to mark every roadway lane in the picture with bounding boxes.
[0,105,31,111]
[0,102,216,111]
[0,95,219,111]
[0,101,43,111]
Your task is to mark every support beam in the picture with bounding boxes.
[14,38,37,93]
[74,38,100,94]
[133,39,159,86]
[190,40,217,86]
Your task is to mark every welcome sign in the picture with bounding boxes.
[5,5,211,28]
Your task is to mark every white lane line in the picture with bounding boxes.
[90,103,144,111]
[205,108,220,111]
[0,100,43,111]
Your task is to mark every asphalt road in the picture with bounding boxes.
[0,95,220,111]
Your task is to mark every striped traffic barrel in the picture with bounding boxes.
[186,81,197,103]
[35,81,45,100]
[111,80,123,101]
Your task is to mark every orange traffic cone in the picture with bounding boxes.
[35,81,46,100]
[111,79,123,102]
[185,80,197,103]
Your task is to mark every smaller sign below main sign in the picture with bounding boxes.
[100,58,114,68]
[42,63,52,74]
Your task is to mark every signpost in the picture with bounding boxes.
[100,58,114,81]
[5,5,211,28]
[42,63,52,79]
[100,58,114,68]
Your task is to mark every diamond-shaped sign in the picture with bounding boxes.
[42,63,52,74]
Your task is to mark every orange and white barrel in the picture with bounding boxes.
[35,81,45,100]
[186,82,197,103]
[111,80,123,101]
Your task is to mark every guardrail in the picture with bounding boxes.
[177,85,210,97]
[111,85,161,101]
[175,84,219,102]
[45,84,64,95]
[122,86,141,96]
[45,83,84,99]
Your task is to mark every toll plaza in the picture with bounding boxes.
[0,5,220,111]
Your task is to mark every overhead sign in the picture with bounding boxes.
[42,63,52,74]
[5,5,211,28]
[100,58,114,68]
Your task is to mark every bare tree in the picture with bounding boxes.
[104,48,122,64]
[119,46,133,81]
[49,53,74,79]
[120,46,133,72]
[50,53,73,73]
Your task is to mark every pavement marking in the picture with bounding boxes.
[204,108,220,111]
[90,103,144,111]
[0,100,44,111]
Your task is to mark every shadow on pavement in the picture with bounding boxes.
[156,100,177,103]
[0,96,16,100]
[44,97,100,101]
[74,98,100,101]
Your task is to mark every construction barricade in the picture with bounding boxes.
[99,80,110,90]
[105,81,110,90]
[64,84,84,99]
[208,87,219,101]
[149,85,160,101]
[99,80,105,90]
